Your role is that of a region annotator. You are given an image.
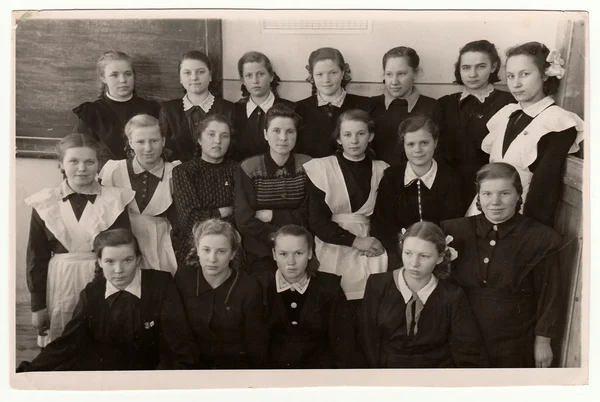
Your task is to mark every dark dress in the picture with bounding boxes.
[233,97,296,161]
[73,93,161,164]
[371,160,463,268]
[17,270,199,371]
[295,93,370,158]
[438,89,515,212]
[159,96,235,162]
[171,157,237,265]
[368,94,442,166]
[255,270,358,368]
[358,270,489,368]
[441,214,563,367]
[174,263,269,369]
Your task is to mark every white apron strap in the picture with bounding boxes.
[58,200,91,251]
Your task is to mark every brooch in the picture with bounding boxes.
[225,181,229,186]
[144,321,155,329]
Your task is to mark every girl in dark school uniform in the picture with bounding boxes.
[172,115,237,266]
[175,219,269,369]
[304,109,388,308]
[235,104,311,275]
[17,229,198,371]
[369,46,442,166]
[73,51,161,166]
[442,163,563,367]
[295,47,370,158]
[359,221,488,368]
[464,42,583,226]
[99,114,179,275]
[159,50,235,162]
[438,40,516,211]
[255,225,358,369]
[25,133,134,346]
[372,116,462,269]
[234,51,295,161]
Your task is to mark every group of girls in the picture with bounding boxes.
[20,37,583,370]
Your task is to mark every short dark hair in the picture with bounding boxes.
[454,40,502,85]
[92,228,141,282]
[382,46,420,71]
[265,103,303,132]
[272,224,320,277]
[397,115,439,145]
[506,41,560,96]
[475,162,524,213]
[398,221,451,279]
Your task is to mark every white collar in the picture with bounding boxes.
[246,91,275,117]
[132,157,165,179]
[317,89,347,108]
[518,96,555,118]
[396,268,438,304]
[460,84,494,103]
[183,92,215,113]
[275,269,310,294]
[105,91,133,102]
[59,179,102,198]
[404,159,438,189]
[105,267,142,299]
[384,86,421,113]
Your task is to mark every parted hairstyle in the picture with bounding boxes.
[382,46,420,71]
[178,50,222,97]
[191,114,234,160]
[56,133,101,178]
[475,162,524,213]
[397,115,440,145]
[92,228,141,282]
[96,51,134,97]
[397,221,452,279]
[305,47,352,96]
[506,41,561,96]
[332,109,376,157]
[265,103,303,133]
[454,40,502,85]
[192,218,242,257]
[272,224,320,277]
[237,51,282,98]
[124,114,163,139]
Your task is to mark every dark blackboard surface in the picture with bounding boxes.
[15,17,222,158]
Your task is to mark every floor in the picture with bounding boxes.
[15,303,42,367]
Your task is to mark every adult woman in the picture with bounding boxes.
[441,162,562,368]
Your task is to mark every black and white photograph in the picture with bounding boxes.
[8,6,590,393]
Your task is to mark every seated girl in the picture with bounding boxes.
[18,229,198,371]
[359,221,488,368]
[255,224,358,369]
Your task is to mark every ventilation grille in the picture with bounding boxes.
[261,19,371,34]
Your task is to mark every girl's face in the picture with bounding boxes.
[264,117,297,157]
[312,59,343,97]
[459,51,496,91]
[506,54,546,108]
[197,234,235,278]
[402,237,443,281]
[180,59,212,96]
[478,178,520,224]
[383,56,416,99]
[60,147,98,189]
[273,235,312,284]
[403,128,437,169]
[101,60,134,100]
[199,121,231,164]
[129,126,165,167]
[98,244,140,290]
[242,61,273,100]
[337,119,374,158]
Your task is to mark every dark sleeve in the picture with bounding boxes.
[524,128,578,226]
[271,188,309,228]
[26,209,52,312]
[357,276,382,368]
[158,277,201,369]
[108,209,130,230]
[18,291,90,372]
[243,282,269,368]
[172,166,221,237]
[307,179,356,247]
[371,169,400,252]
[441,171,465,221]
[533,240,563,339]
[73,119,113,166]
[449,287,490,368]
[74,119,92,135]
[328,286,361,368]
[234,166,277,247]
[431,99,443,127]
[159,107,180,162]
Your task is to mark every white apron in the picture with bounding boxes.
[466,101,584,217]
[25,183,135,343]
[100,160,178,275]
[304,156,389,300]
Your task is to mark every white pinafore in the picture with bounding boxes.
[304,156,389,300]
[99,160,179,275]
[25,183,135,343]
[466,98,584,217]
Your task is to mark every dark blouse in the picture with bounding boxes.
[441,214,562,367]
[295,94,370,158]
[256,270,359,369]
[307,154,372,247]
[233,97,296,161]
[368,94,442,166]
[17,270,199,371]
[235,152,311,258]
[159,97,235,162]
[438,89,515,210]
[358,270,489,368]
[73,93,161,164]
[174,264,269,369]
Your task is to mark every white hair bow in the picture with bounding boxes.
[545,50,566,79]
[445,235,458,262]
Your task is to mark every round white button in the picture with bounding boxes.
[291,302,297,309]
[493,225,498,231]
[483,257,490,263]
[490,240,496,246]
[291,321,298,326]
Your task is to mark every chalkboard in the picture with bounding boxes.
[15,17,223,158]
